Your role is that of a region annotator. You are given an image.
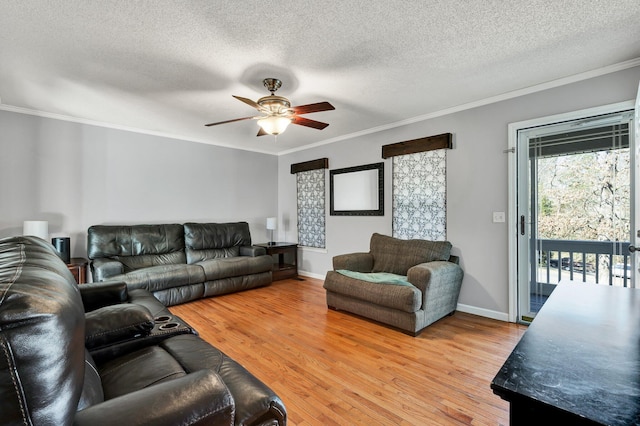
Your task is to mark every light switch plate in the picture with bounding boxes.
[493,211,505,223]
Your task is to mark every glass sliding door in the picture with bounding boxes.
[516,109,634,323]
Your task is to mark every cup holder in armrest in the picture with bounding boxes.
[158,322,180,331]
[150,314,195,337]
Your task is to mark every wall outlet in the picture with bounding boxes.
[493,211,505,223]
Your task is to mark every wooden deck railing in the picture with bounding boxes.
[537,239,631,287]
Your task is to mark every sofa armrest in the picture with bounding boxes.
[74,370,234,426]
[333,252,373,272]
[91,258,125,281]
[79,282,129,312]
[240,245,267,257]
[407,261,464,311]
[84,304,155,350]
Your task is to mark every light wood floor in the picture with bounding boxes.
[170,277,526,426]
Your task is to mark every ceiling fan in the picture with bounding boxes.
[205,78,335,136]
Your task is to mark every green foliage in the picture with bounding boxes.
[536,149,630,242]
[539,196,553,216]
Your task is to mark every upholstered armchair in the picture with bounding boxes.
[323,233,464,336]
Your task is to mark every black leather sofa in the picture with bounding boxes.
[88,222,273,306]
[0,236,286,426]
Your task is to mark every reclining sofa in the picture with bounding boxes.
[323,233,464,336]
[0,235,286,425]
[88,222,273,306]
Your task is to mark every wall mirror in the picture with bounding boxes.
[330,162,384,216]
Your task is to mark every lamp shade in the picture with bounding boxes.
[257,116,291,135]
[23,220,49,240]
[266,217,277,230]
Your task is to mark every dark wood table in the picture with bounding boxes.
[491,282,640,425]
[67,257,88,284]
[255,242,298,281]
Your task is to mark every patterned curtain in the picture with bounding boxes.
[296,169,326,248]
[392,150,446,241]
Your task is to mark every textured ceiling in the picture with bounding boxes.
[1,1,639,154]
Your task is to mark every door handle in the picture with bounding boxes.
[520,215,526,236]
[629,245,638,253]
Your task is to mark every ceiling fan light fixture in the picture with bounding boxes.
[258,95,290,114]
[205,77,334,137]
[258,116,291,135]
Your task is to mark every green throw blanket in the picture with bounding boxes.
[336,270,412,286]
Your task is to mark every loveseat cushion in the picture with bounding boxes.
[118,252,187,271]
[184,222,253,264]
[98,345,188,399]
[98,334,286,426]
[198,256,274,281]
[108,263,206,292]
[370,233,452,275]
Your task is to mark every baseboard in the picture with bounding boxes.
[456,303,509,322]
[304,271,511,322]
[298,270,325,280]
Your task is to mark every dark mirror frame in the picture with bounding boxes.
[330,162,384,216]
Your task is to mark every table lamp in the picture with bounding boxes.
[23,220,49,241]
[266,217,277,246]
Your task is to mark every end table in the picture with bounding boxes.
[67,257,89,284]
[255,243,298,281]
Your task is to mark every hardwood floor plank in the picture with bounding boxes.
[170,277,525,425]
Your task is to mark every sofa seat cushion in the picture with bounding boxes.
[108,264,206,293]
[98,345,188,400]
[324,270,422,313]
[198,256,273,281]
[117,251,187,271]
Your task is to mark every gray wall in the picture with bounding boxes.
[278,66,640,319]
[1,65,638,319]
[0,110,279,259]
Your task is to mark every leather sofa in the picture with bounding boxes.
[88,222,273,306]
[323,233,464,336]
[0,235,286,425]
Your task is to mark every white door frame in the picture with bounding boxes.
[507,100,635,323]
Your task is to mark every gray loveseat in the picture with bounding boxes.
[88,222,273,306]
[323,233,464,336]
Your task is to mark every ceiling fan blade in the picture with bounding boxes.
[257,127,269,137]
[204,116,254,127]
[290,101,335,115]
[291,116,330,130]
[233,95,262,110]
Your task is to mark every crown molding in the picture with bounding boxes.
[0,104,277,155]
[278,57,640,156]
